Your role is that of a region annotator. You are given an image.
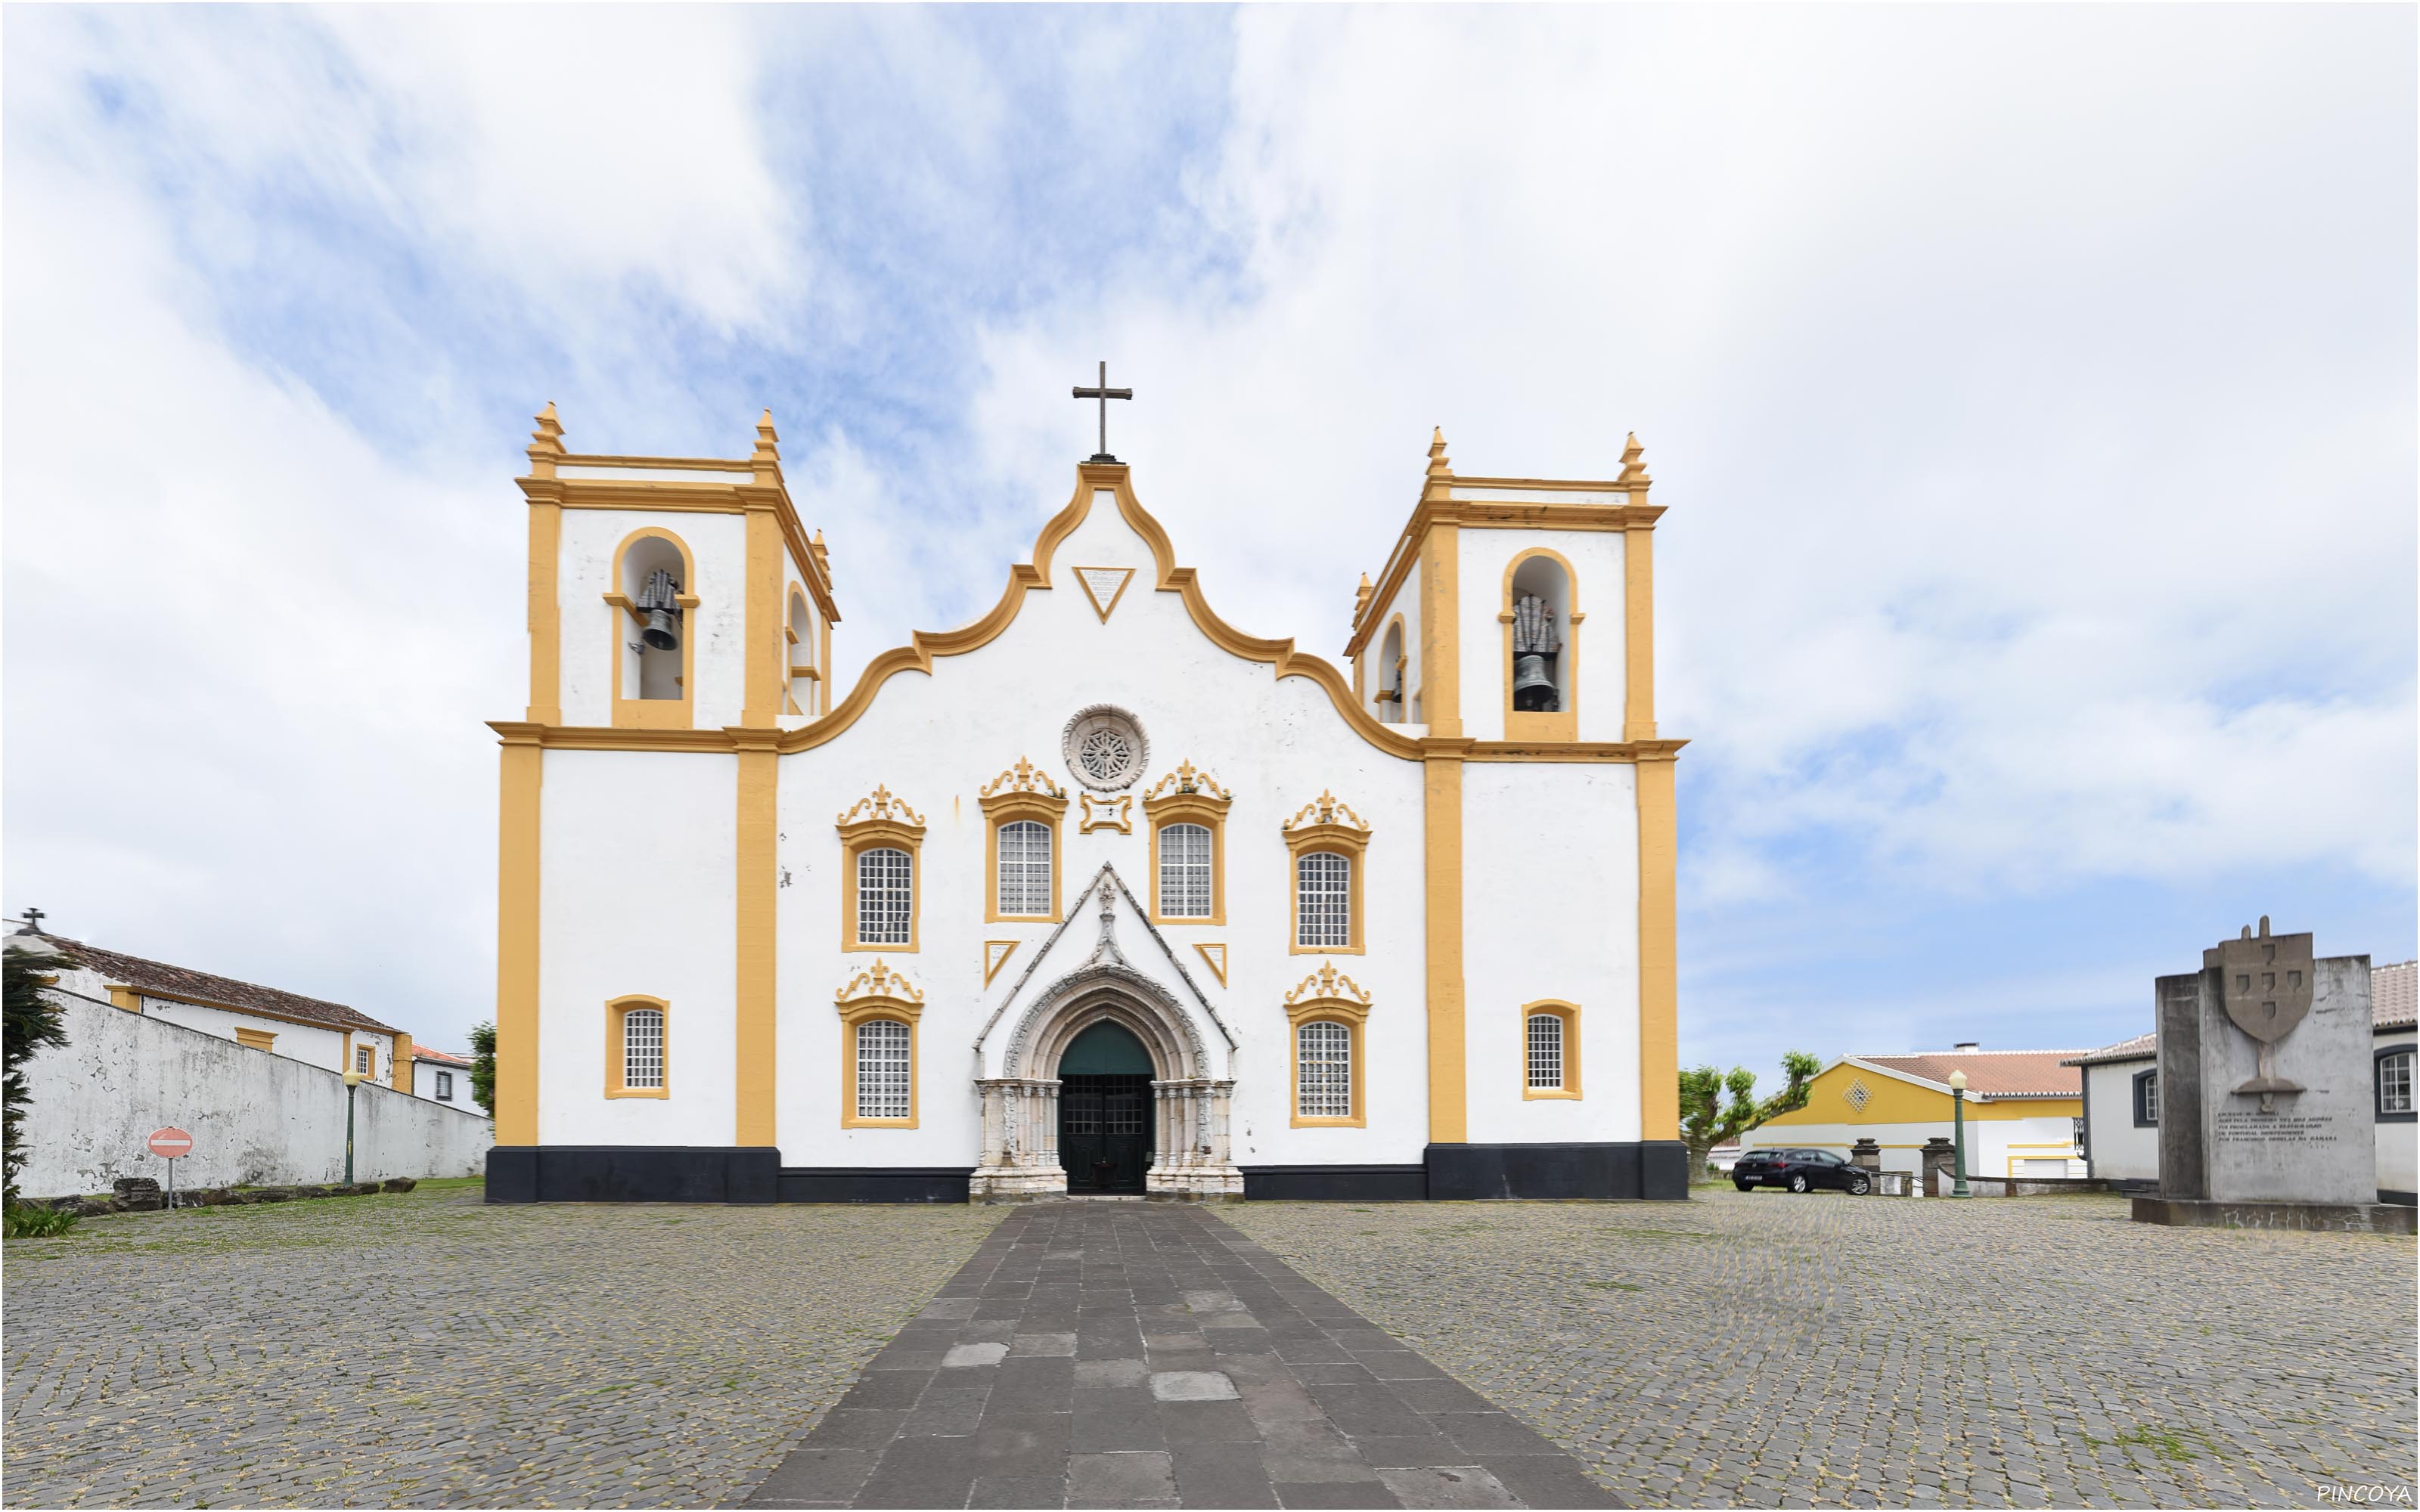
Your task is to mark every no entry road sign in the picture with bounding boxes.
[147,1126,193,1158]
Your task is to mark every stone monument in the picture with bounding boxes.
[2134,918,2415,1232]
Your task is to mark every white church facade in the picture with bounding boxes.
[486,404,1685,1202]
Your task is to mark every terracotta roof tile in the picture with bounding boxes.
[2062,1033,2158,1068]
[42,934,402,1036]
[413,1046,473,1066]
[1854,1050,2086,1099]
[2375,961,2416,1030]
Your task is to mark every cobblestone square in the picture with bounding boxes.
[1221,1190,2419,1509]
[2,1183,1004,1508]
[8,1186,2414,1508]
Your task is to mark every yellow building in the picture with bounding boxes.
[1741,1047,2086,1182]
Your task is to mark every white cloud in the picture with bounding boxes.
[964,5,2417,892]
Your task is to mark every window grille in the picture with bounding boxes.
[1298,1021,1352,1118]
[857,1018,911,1120]
[436,1071,453,1101]
[858,847,913,944]
[2136,1071,2158,1126]
[2381,1050,2414,1116]
[1297,852,1351,948]
[355,1046,374,1075]
[1159,823,1213,918]
[997,820,1052,916]
[1526,1013,1565,1090]
[1843,1077,1871,1110]
[623,1008,665,1089]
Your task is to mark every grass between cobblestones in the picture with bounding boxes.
[1221,1190,2418,1510]
[2,1182,1006,1508]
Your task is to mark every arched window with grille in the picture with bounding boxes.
[1159,823,1213,918]
[838,788,926,953]
[855,1018,913,1120]
[606,995,671,1098]
[1296,853,1352,949]
[1281,791,1369,954]
[1298,1021,1353,1120]
[1522,1002,1580,1099]
[996,820,1053,917]
[857,848,913,945]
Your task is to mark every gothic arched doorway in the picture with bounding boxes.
[1060,1020,1153,1193]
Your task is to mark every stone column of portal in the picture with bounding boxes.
[1146,1083,1173,1191]
[972,1079,1069,1201]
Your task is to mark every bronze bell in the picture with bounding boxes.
[1512,653,1559,711]
[642,609,679,652]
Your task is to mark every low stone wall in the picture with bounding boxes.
[35,1176,419,1217]
[17,990,492,1201]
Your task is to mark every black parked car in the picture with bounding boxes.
[1733,1148,1872,1195]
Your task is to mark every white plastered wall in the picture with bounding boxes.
[1456,527,1627,745]
[1461,761,1640,1142]
[44,959,389,1077]
[535,749,740,1145]
[2082,1061,2160,1182]
[771,488,1430,1169]
[414,1059,471,1108]
[556,509,750,729]
[2376,1028,2415,1197]
[1742,1112,2084,1178]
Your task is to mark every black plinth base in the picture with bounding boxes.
[485,1146,779,1204]
[1423,1141,1690,1201]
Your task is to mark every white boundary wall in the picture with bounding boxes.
[17,989,493,1199]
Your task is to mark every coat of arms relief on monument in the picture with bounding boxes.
[2217,916,2313,1109]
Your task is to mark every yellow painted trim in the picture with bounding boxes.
[526,497,562,725]
[734,735,778,1142]
[1419,523,1461,737]
[1519,1000,1581,1100]
[495,725,542,1145]
[983,940,1020,987]
[1286,965,1373,1129]
[1145,764,1232,927]
[234,1026,276,1053]
[107,985,141,1014]
[1636,750,1678,1142]
[1283,792,1371,955]
[838,788,926,954]
[1500,547,1582,743]
[608,526,698,731]
[742,500,783,727]
[836,962,923,1129]
[1072,564,1136,621]
[1078,794,1134,833]
[818,615,833,715]
[390,1031,414,1093]
[1623,521,1657,742]
[605,994,671,1098]
[1424,750,1467,1142]
[1193,942,1228,987]
[981,791,1068,925]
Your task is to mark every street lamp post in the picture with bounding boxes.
[1948,1069,1971,1199]
[343,1067,362,1185]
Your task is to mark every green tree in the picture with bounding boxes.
[468,1021,497,1117]
[1679,1049,1821,1177]
[4,940,73,1204]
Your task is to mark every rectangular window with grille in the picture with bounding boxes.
[2380,1050,2414,1116]
[997,821,1051,916]
[1298,1021,1352,1118]
[857,1018,911,1120]
[1297,852,1351,948]
[1526,1013,1564,1090]
[623,1008,665,1089]
[858,847,913,945]
[1159,823,1213,918]
[355,1045,374,1076]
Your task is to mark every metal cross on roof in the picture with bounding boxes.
[1071,360,1132,463]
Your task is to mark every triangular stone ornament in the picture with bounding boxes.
[984,940,1019,986]
[1074,565,1135,622]
[1194,942,1227,987]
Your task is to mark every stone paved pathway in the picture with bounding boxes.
[740,1201,1622,1510]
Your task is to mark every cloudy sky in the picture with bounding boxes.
[5,6,2412,1089]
